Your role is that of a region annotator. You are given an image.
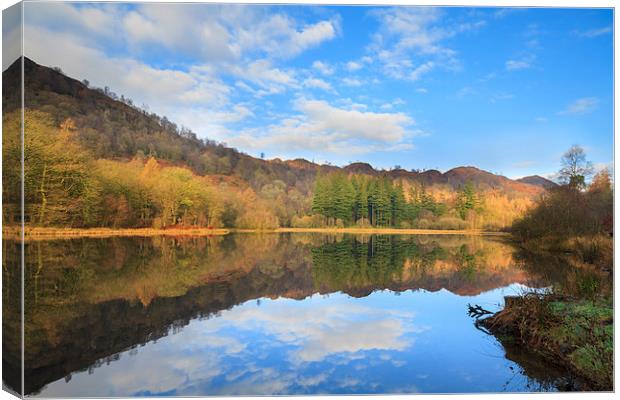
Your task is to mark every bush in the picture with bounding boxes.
[512,185,611,242]
[291,214,324,228]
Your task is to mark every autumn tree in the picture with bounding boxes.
[5,111,96,226]
[558,145,594,190]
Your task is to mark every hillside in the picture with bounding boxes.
[516,175,558,189]
[3,57,551,230]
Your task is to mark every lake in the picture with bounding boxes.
[3,233,589,396]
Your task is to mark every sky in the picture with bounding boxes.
[4,2,614,178]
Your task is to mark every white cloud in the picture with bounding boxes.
[505,56,534,71]
[238,13,339,59]
[24,2,121,41]
[228,98,416,155]
[558,97,599,115]
[410,61,435,81]
[346,61,362,71]
[303,77,333,91]
[22,23,273,147]
[24,26,231,108]
[283,20,338,57]
[415,88,428,94]
[209,105,255,123]
[576,26,612,38]
[26,3,338,67]
[312,60,334,75]
[369,7,485,80]
[342,77,363,87]
[230,59,298,95]
[380,98,406,110]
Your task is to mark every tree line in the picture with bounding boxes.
[309,172,483,229]
[3,111,286,229]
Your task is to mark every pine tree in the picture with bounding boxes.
[456,182,479,220]
[353,177,369,223]
[367,179,379,226]
[312,172,328,223]
[390,182,406,227]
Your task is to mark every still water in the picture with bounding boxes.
[3,233,587,396]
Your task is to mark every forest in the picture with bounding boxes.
[3,109,538,231]
[309,172,479,228]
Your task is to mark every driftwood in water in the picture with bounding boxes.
[467,303,493,318]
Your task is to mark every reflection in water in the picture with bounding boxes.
[2,234,588,395]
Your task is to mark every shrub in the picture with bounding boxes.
[291,214,324,228]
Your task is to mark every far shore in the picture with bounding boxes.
[3,226,508,240]
[274,227,507,235]
[3,226,231,240]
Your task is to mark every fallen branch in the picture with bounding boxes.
[467,303,494,318]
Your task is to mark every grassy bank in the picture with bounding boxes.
[274,227,506,235]
[482,294,613,390]
[3,225,508,240]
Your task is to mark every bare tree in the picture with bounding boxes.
[558,145,594,189]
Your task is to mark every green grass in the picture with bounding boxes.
[484,295,613,390]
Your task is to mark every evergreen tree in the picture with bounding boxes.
[312,173,329,224]
[353,177,369,223]
[390,182,406,227]
[456,182,479,219]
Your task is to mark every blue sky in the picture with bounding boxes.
[11,3,613,178]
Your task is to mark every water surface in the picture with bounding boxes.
[2,233,586,396]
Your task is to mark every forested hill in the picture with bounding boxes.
[4,57,555,196]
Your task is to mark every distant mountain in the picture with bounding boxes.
[516,175,558,190]
[5,57,547,198]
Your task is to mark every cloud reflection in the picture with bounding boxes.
[37,292,424,396]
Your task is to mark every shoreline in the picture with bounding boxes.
[480,294,612,390]
[4,226,508,240]
[272,227,507,235]
[3,227,231,240]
